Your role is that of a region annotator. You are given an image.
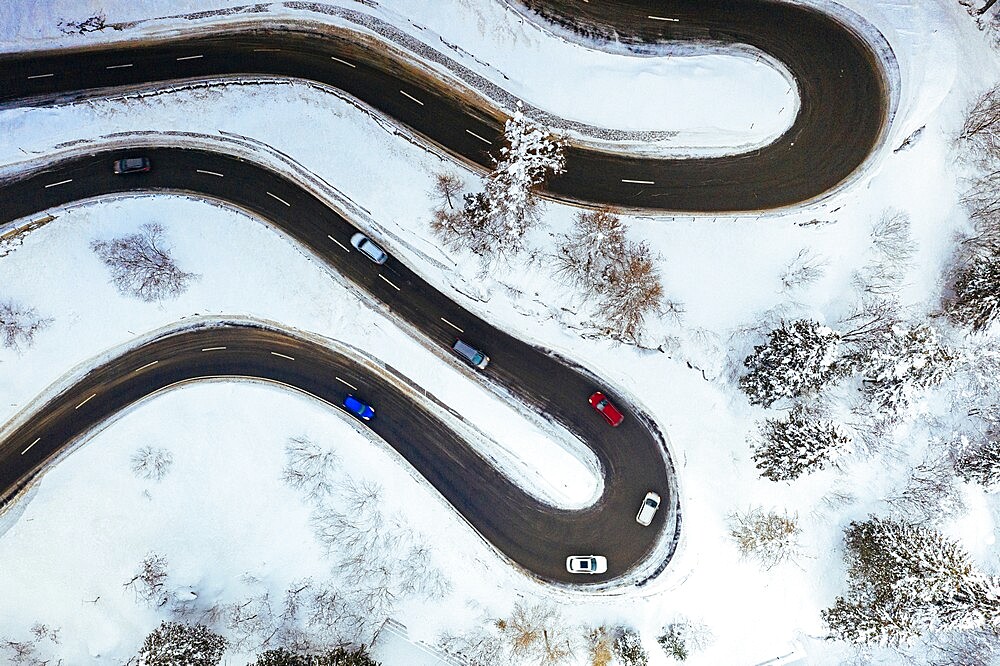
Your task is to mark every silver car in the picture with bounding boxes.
[636,491,661,526]
[350,232,388,265]
[565,555,608,575]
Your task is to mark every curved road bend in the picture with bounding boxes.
[0,1,889,211]
[0,148,679,584]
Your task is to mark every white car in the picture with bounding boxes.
[565,555,608,575]
[350,232,388,265]
[636,491,661,526]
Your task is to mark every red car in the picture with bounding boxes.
[589,391,624,427]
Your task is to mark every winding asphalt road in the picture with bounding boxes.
[0,147,679,584]
[0,0,890,211]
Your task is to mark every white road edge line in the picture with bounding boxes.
[465,129,492,145]
[621,179,655,185]
[266,191,291,207]
[330,55,356,68]
[201,346,227,352]
[270,351,295,361]
[378,274,401,291]
[335,376,359,391]
[440,317,464,333]
[21,437,40,455]
[196,169,224,177]
[44,179,73,188]
[648,15,680,22]
[106,63,133,69]
[176,54,204,61]
[400,90,425,106]
[328,235,351,252]
[27,73,54,79]
[135,360,159,372]
[75,393,97,410]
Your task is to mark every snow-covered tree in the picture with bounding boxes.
[130,445,174,481]
[822,516,1000,645]
[137,621,227,666]
[739,319,843,407]
[728,508,803,569]
[753,406,850,481]
[960,84,1000,159]
[91,223,197,302]
[556,208,627,289]
[613,628,648,666]
[949,253,1000,332]
[955,438,1000,489]
[0,300,52,350]
[859,322,957,412]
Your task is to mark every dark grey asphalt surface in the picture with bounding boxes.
[0,0,889,211]
[0,147,680,585]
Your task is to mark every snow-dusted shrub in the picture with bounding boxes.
[91,222,197,302]
[586,626,614,666]
[656,618,712,662]
[822,516,1000,645]
[1,624,60,665]
[130,445,174,481]
[728,508,803,569]
[0,300,52,350]
[955,439,1000,489]
[754,405,850,481]
[249,647,379,665]
[612,628,648,666]
[124,552,170,607]
[949,253,1000,332]
[137,621,227,666]
[859,323,957,412]
[500,603,577,665]
[885,455,965,524]
[739,319,843,407]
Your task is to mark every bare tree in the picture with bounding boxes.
[885,455,965,524]
[555,208,627,290]
[728,508,803,569]
[599,242,664,342]
[91,223,197,301]
[130,445,174,481]
[431,172,465,210]
[282,436,339,503]
[124,552,169,606]
[960,85,1000,157]
[0,301,52,350]
[855,209,915,295]
[780,248,827,292]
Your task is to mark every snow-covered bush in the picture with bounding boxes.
[441,603,577,666]
[948,253,1000,332]
[124,552,170,607]
[728,508,803,569]
[91,222,197,302]
[859,323,957,412]
[739,319,843,407]
[136,621,227,666]
[656,618,712,662]
[249,647,379,665]
[822,516,1000,645]
[1,624,60,665]
[0,300,52,350]
[130,445,174,481]
[955,438,1000,489]
[586,626,614,666]
[612,628,648,666]
[754,405,850,481]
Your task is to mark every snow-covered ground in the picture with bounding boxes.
[0,0,999,664]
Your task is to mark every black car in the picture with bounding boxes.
[113,157,151,174]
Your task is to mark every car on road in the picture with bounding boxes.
[343,395,375,421]
[350,232,388,265]
[588,391,624,427]
[565,555,608,575]
[452,339,489,370]
[113,156,151,174]
[635,491,661,526]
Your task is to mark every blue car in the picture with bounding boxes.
[343,395,375,421]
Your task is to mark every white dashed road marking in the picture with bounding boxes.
[44,179,72,188]
[266,191,290,206]
[201,347,227,352]
[648,15,679,22]
[27,73,54,79]
[21,438,40,455]
[176,55,204,61]
[196,169,224,177]
[75,393,96,409]
[270,351,295,361]
[335,377,359,391]
[328,235,351,252]
[135,360,159,372]
[400,90,424,105]
[440,317,464,333]
[465,129,492,145]
[621,179,655,185]
[330,56,356,68]
[105,63,134,69]
[378,275,401,291]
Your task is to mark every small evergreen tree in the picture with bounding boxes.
[656,619,712,662]
[950,254,1000,332]
[612,628,648,666]
[137,621,226,666]
[955,439,1000,489]
[739,319,842,407]
[753,405,850,481]
[822,516,1000,645]
[859,323,956,412]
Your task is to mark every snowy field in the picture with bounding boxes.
[0,0,999,665]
